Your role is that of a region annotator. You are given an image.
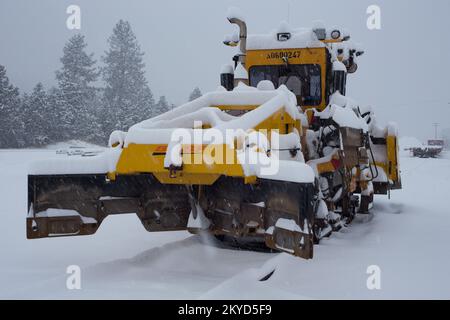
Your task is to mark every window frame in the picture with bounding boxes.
[248,64,323,106]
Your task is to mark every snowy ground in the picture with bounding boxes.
[1,147,450,299]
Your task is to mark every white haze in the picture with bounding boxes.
[0,0,449,141]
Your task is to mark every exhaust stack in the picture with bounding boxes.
[226,7,247,66]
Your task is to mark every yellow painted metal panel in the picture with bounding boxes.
[386,135,399,183]
[114,144,245,185]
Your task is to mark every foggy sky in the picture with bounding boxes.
[1,0,449,140]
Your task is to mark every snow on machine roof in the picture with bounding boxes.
[246,26,325,51]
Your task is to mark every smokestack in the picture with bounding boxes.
[227,7,247,66]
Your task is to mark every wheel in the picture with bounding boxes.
[313,224,322,244]
[359,194,373,214]
[313,219,332,244]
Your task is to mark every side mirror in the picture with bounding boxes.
[332,70,347,95]
[220,72,234,91]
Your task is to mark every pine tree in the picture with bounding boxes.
[22,83,51,146]
[0,65,22,148]
[56,34,98,140]
[154,96,170,116]
[102,20,154,134]
[45,87,65,143]
[86,87,107,144]
[188,87,202,101]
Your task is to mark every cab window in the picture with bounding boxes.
[249,64,322,106]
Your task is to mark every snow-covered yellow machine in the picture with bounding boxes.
[26,9,401,259]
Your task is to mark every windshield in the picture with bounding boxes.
[249,64,322,106]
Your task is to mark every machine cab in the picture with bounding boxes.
[222,18,363,112]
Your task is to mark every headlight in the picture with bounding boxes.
[331,29,341,40]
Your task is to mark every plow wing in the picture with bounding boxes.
[27,174,191,239]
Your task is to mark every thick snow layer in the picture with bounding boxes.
[331,105,366,130]
[332,60,347,72]
[245,130,270,153]
[30,86,310,178]
[329,92,359,110]
[2,149,450,299]
[257,160,315,183]
[34,209,97,224]
[187,205,211,230]
[270,130,305,162]
[141,107,236,132]
[370,123,388,139]
[220,64,234,75]
[233,81,256,92]
[271,130,301,150]
[256,80,275,91]
[387,122,399,137]
[317,104,368,132]
[275,218,302,233]
[247,28,325,50]
[315,200,328,219]
[223,32,239,45]
[126,85,302,147]
[28,148,122,175]
[234,63,248,80]
[236,143,314,183]
[108,130,126,148]
[44,140,104,151]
